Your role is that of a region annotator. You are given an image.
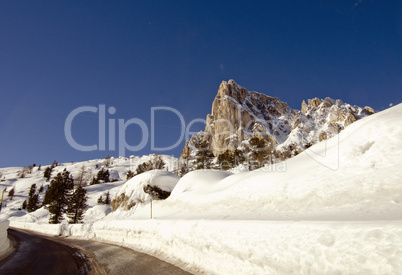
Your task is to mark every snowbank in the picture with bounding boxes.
[10,219,402,274]
[170,170,233,201]
[0,219,11,258]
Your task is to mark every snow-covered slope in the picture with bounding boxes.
[0,154,178,223]
[169,102,402,220]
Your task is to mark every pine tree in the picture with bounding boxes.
[43,166,53,181]
[126,170,134,180]
[97,195,104,204]
[177,161,189,177]
[67,186,88,224]
[135,155,166,175]
[8,187,15,200]
[104,192,111,205]
[248,137,270,169]
[27,194,39,212]
[27,184,40,212]
[45,169,74,224]
[22,200,27,210]
[28,184,36,197]
[194,141,214,169]
[96,168,110,183]
[90,176,99,185]
[76,165,88,186]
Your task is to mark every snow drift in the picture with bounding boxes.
[170,170,233,201]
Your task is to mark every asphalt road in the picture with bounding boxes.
[0,228,192,275]
[0,228,90,275]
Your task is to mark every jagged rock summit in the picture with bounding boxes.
[181,80,375,163]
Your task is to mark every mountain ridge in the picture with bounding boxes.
[181,80,375,165]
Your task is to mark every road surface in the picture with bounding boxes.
[0,228,192,275]
[0,228,90,274]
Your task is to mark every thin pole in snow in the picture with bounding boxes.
[150,197,153,219]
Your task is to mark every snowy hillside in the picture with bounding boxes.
[2,104,402,274]
[0,154,178,223]
[168,102,402,220]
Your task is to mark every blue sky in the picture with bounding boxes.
[1,0,402,167]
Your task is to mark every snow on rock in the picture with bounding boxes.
[111,170,179,210]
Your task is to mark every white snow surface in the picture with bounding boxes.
[0,219,10,257]
[2,104,402,274]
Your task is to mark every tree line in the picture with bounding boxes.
[22,168,88,224]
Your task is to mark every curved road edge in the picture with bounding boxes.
[2,227,192,275]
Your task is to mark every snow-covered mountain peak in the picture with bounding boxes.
[181,80,375,163]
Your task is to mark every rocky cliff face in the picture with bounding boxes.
[181,80,375,164]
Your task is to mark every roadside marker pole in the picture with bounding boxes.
[0,190,4,213]
[150,197,153,219]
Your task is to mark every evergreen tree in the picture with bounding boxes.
[22,200,27,210]
[8,187,15,200]
[28,184,36,197]
[27,184,40,212]
[136,162,150,175]
[43,165,54,181]
[97,195,104,204]
[76,165,88,186]
[177,161,189,177]
[27,194,39,213]
[45,169,74,224]
[90,176,99,185]
[152,155,165,169]
[104,192,111,205]
[126,170,134,180]
[248,137,270,169]
[217,149,245,170]
[96,168,110,183]
[194,141,214,169]
[135,155,166,175]
[67,186,88,224]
